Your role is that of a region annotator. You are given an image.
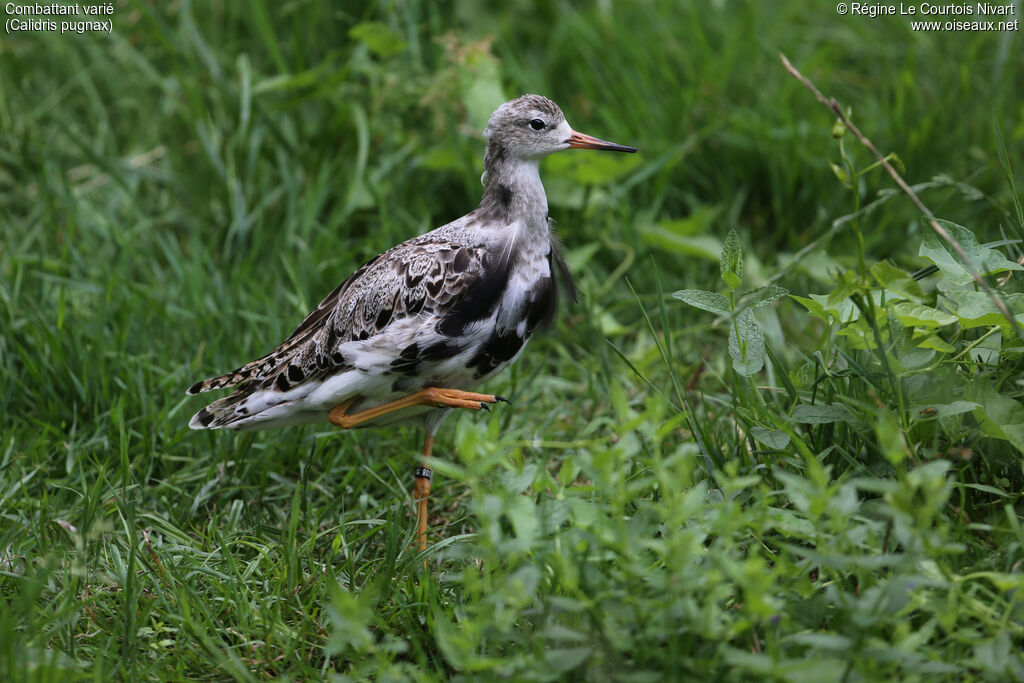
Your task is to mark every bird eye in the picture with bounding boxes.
[529,119,545,131]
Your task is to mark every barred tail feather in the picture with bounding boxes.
[189,382,320,430]
[186,351,287,395]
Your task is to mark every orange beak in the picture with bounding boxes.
[566,130,637,153]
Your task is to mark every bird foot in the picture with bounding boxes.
[329,387,507,429]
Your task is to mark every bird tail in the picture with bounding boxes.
[186,350,284,396]
[189,391,250,429]
[188,384,321,430]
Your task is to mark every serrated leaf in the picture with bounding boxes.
[919,219,1024,285]
[891,302,958,328]
[672,289,730,315]
[728,309,764,375]
[750,426,790,449]
[720,229,743,278]
[790,404,855,424]
[738,285,789,310]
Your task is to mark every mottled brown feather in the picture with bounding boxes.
[187,237,492,395]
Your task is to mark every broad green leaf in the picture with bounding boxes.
[946,291,1024,329]
[457,44,506,131]
[544,647,593,674]
[538,499,570,535]
[891,302,958,328]
[506,495,538,542]
[738,285,789,310]
[557,456,580,487]
[765,506,815,537]
[791,294,831,322]
[598,311,631,336]
[568,498,599,528]
[325,587,376,654]
[825,270,864,308]
[809,293,858,323]
[728,309,764,375]
[870,260,925,302]
[875,404,906,465]
[348,22,407,58]
[961,483,1008,497]
[897,344,936,370]
[672,289,729,315]
[791,403,855,424]
[750,426,790,449]
[545,149,643,186]
[507,565,541,599]
[788,633,853,650]
[916,333,956,353]
[934,401,980,418]
[501,464,537,495]
[658,206,721,235]
[834,318,874,349]
[964,380,1024,453]
[417,146,461,172]
[919,219,1024,285]
[637,223,721,260]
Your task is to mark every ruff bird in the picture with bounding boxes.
[187,94,636,552]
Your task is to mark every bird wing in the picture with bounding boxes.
[187,236,503,395]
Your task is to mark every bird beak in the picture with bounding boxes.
[566,130,637,153]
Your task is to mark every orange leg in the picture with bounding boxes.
[414,433,434,554]
[329,388,510,559]
[328,387,508,429]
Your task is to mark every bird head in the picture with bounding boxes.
[484,94,637,160]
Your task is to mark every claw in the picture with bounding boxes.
[480,402,491,412]
[495,395,511,405]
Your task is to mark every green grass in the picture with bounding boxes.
[2,1,1023,680]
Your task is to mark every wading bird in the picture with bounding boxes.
[187,95,636,553]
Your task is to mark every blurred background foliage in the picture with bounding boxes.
[1,0,1022,680]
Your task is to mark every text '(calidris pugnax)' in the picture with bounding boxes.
[187,94,637,554]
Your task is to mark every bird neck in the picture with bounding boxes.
[477,141,548,228]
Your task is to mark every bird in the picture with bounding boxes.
[187,94,636,554]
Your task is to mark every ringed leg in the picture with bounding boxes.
[329,389,510,561]
[328,387,508,429]
[414,433,434,554]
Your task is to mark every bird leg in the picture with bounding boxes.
[329,388,510,560]
[328,387,508,429]
[414,433,434,554]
